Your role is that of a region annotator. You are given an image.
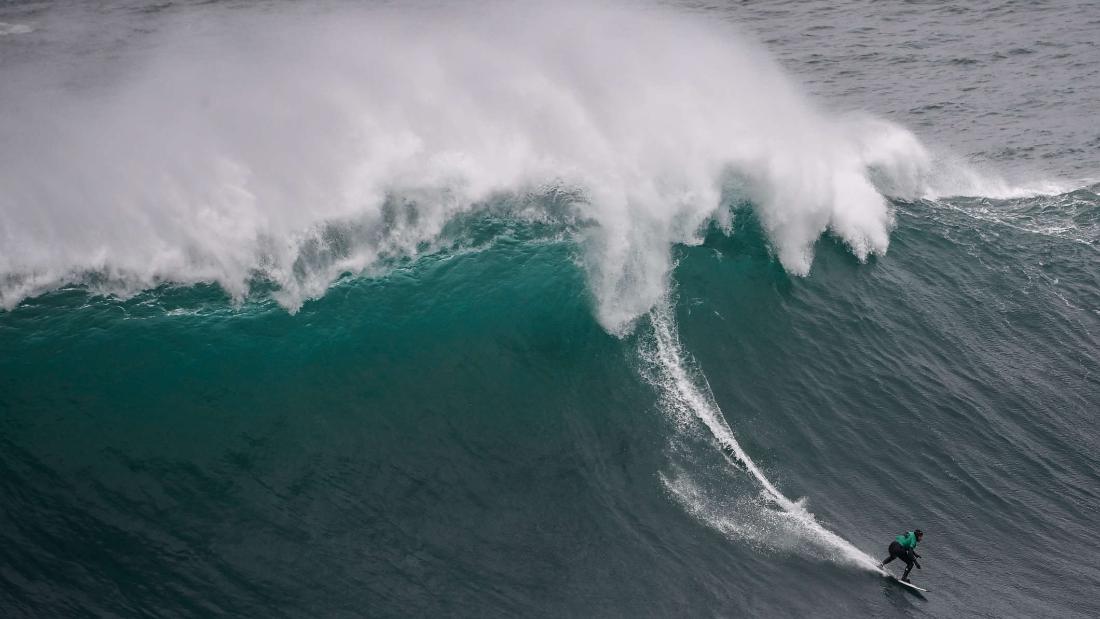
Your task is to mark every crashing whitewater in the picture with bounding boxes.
[0,2,1040,325]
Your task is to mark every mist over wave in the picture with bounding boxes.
[0,1,1020,331]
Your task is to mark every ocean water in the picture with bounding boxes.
[1,1,1098,617]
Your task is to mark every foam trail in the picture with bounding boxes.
[643,297,881,572]
[0,22,33,36]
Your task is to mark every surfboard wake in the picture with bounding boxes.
[640,296,882,573]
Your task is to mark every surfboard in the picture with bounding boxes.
[883,572,929,593]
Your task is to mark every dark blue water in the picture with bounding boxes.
[1,1,1098,617]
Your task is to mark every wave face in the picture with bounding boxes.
[2,1,1099,617]
[2,192,1097,617]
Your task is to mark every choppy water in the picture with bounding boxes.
[1,1,1098,617]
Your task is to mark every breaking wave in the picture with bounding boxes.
[0,1,1052,331]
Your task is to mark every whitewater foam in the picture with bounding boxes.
[0,2,884,325]
[0,1,1055,329]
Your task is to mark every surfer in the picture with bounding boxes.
[879,529,923,582]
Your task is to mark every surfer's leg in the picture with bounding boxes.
[881,541,901,567]
[900,552,915,580]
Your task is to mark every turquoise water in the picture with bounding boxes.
[2,1,1099,617]
[4,196,1098,616]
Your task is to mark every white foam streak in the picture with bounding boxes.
[0,22,33,36]
[643,299,880,571]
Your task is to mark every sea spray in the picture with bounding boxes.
[1,1,932,330]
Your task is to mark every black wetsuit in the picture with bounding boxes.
[881,540,918,580]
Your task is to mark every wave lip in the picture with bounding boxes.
[0,1,1065,330]
[0,2,918,329]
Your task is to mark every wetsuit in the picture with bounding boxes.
[881,531,920,580]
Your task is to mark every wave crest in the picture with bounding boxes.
[0,2,1024,329]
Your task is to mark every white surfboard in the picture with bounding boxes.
[883,571,929,593]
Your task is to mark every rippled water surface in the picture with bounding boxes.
[1,1,1098,617]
